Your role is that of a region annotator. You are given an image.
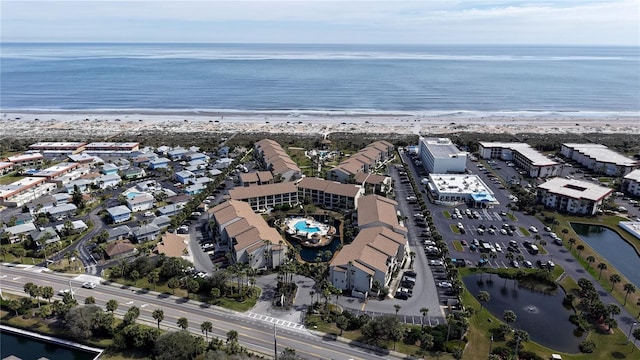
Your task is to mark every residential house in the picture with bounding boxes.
[105,240,138,259]
[122,167,146,180]
[184,184,206,195]
[215,158,234,169]
[107,225,132,242]
[55,220,88,235]
[153,232,188,258]
[2,223,38,243]
[157,203,185,217]
[175,170,196,184]
[151,215,171,229]
[26,195,58,214]
[52,193,71,204]
[126,193,155,212]
[30,227,61,248]
[149,157,170,169]
[132,223,161,242]
[65,179,94,194]
[97,174,121,189]
[47,203,78,221]
[101,163,119,175]
[107,205,132,224]
[186,152,207,162]
[167,148,188,160]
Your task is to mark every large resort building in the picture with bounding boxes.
[330,195,408,294]
[560,143,637,176]
[327,140,394,183]
[418,137,467,174]
[297,177,363,211]
[208,200,286,269]
[254,139,302,182]
[536,177,613,215]
[478,142,562,178]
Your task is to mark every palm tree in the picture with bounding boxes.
[478,291,490,309]
[226,329,239,344]
[394,304,401,317]
[201,321,213,341]
[177,317,189,330]
[568,237,576,250]
[586,256,595,270]
[576,244,585,259]
[152,308,164,329]
[597,263,607,280]
[623,283,636,305]
[148,271,159,290]
[420,307,429,329]
[561,229,569,240]
[503,309,517,329]
[106,299,118,313]
[609,273,621,292]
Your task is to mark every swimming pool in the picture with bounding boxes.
[294,221,321,233]
[126,191,143,199]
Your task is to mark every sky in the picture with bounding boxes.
[1,0,639,45]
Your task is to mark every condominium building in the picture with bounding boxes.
[560,143,637,176]
[0,177,57,207]
[478,142,562,178]
[536,177,613,215]
[84,142,140,156]
[6,153,44,167]
[228,182,299,212]
[208,200,286,269]
[622,169,640,196]
[254,139,302,182]
[328,140,394,183]
[418,138,467,174]
[297,177,363,211]
[29,142,87,156]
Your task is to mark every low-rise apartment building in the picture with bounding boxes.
[478,142,562,178]
[622,169,640,197]
[560,143,637,176]
[228,182,299,212]
[536,177,613,215]
[0,177,57,207]
[327,140,394,182]
[254,139,302,182]
[297,177,363,211]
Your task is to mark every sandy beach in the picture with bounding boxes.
[1,111,638,139]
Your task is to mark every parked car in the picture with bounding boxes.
[511,260,520,268]
[437,281,453,288]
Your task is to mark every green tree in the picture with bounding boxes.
[597,263,608,280]
[200,321,213,341]
[148,271,160,290]
[13,247,26,262]
[478,291,490,309]
[420,307,429,329]
[177,317,189,330]
[586,255,595,270]
[154,330,203,360]
[85,296,96,305]
[568,237,576,249]
[152,309,164,329]
[610,273,622,292]
[623,283,636,305]
[7,299,21,316]
[503,310,517,328]
[106,299,118,313]
[226,329,239,344]
[336,315,349,336]
[394,304,401,316]
[167,277,180,294]
[185,278,199,299]
[65,305,102,339]
[576,244,585,259]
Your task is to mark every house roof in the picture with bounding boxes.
[127,193,155,205]
[133,223,161,236]
[357,195,404,232]
[105,241,136,257]
[107,225,132,238]
[537,177,614,202]
[298,177,362,198]
[155,232,188,258]
[107,205,132,217]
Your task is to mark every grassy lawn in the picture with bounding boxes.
[452,240,464,252]
[443,211,451,219]
[450,224,461,234]
[538,211,640,320]
[460,270,636,360]
[507,213,517,221]
[519,227,531,237]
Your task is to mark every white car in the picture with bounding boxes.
[494,243,502,252]
[429,259,444,266]
[82,282,97,289]
[437,281,453,288]
[58,289,74,295]
[529,226,538,233]
[500,229,508,235]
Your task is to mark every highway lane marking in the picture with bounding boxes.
[12,277,21,281]
[141,304,148,308]
[360,301,366,311]
[0,275,6,279]
[126,301,134,305]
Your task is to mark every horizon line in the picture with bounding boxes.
[2,41,639,47]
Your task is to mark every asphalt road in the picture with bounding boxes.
[0,265,406,360]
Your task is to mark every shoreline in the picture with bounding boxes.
[1,111,639,137]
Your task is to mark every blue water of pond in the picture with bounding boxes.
[571,223,640,287]
[463,274,584,353]
[0,330,98,360]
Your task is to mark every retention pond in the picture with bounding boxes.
[464,273,584,353]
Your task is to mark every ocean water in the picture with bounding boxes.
[1,43,639,115]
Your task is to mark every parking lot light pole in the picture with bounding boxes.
[627,322,637,345]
